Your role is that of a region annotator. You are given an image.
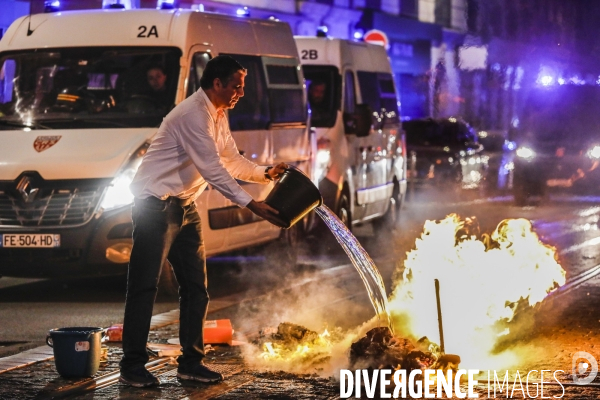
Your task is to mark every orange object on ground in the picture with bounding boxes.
[106,324,123,342]
[204,319,233,345]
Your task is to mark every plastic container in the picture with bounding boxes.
[265,167,323,228]
[46,327,105,378]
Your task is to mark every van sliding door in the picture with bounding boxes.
[356,71,400,213]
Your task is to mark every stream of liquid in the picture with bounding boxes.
[315,205,392,330]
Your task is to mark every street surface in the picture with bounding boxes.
[0,187,599,398]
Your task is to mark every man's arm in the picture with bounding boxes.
[219,118,290,183]
[177,111,254,206]
[176,111,287,227]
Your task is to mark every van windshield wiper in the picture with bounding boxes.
[0,120,51,130]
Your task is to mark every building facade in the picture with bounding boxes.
[3,0,600,134]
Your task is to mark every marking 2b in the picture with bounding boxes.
[301,49,318,60]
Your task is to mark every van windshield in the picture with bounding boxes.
[302,65,340,128]
[0,47,181,130]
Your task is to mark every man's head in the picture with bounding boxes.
[308,81,326,105]
[200,55,247,110]
[147,66,167,92]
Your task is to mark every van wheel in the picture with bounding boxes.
[336,191,352,231]
[158,260,179,296]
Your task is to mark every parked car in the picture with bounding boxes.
[511,85,600,205]
[403,117,487,194]
[0,9,312,281]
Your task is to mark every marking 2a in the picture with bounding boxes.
[137,25,159,38]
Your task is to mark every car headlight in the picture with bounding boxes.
[516,146,535,159]
[588,145,600,159]
[100,143,149,211]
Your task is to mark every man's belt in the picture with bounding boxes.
[136,196,195,208]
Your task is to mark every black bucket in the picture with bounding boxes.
[265,167,323,228]
[46,327,105,378]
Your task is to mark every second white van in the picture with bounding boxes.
[295,36,407,230]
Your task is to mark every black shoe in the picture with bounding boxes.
[119,366,160,387]
[177,362,223,383]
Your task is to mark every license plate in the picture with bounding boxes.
[0,234,60,248]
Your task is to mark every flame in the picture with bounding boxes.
[258,328,333,365]
[388,214,566,370]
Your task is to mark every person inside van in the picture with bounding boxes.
[145,65,172,111]
[119,55,288,388]
[308,79,330,123]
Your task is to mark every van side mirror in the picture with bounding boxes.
[353,104,372,137]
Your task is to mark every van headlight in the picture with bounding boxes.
[100,143,149,211]
[315,149,331,182]
[587,145,600,159]
[516,146,535,159]
[314,137,331,183]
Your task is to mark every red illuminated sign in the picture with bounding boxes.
[363,29,389,49]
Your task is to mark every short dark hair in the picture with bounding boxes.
[199,55,246,90]
[146,64,166,75]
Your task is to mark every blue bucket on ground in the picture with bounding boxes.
[46,327,105,378]
[265,167,323,229]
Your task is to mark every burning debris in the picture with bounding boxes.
[244,214,566,376]
[253,323,344,371]
[349,327,460,374]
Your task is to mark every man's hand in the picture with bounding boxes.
[246,200,287,228]
[268,162,289,180]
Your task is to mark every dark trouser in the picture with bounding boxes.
[120,197,208,371]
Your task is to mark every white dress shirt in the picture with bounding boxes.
[130,89,268,207]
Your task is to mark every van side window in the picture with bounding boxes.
[357,71,399,124]
[266,65,299,85]
[343,71,356,114]
[263,59,306,125]
[302,65,340,128]
[186,52,211,98]
[223,54,270,131]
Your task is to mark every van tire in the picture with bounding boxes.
[336,191,352,232]
[158,261,179,296]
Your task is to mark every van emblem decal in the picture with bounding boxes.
[33,136,62,153]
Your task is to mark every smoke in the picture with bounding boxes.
[233,223,396,376]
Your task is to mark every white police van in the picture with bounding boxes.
[0,9,311,279]
[295,36,407,230]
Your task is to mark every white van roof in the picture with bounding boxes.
[294,36,392,73]
[0,9,298,58]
